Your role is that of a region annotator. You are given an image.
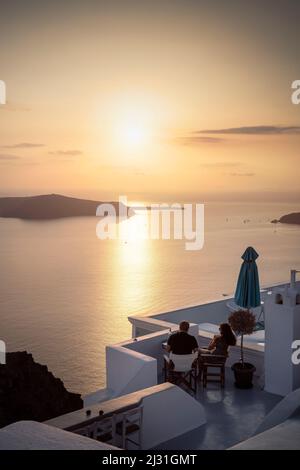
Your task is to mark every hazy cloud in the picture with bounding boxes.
[229,172,255,177]
[0,154,21,160]
[177,135,225,146]
[48,150,83,156]
[177,125,300,146]
[197,126,300,135]
[201,162,242,168]
[0,154,40,166]
[1,143,44,149]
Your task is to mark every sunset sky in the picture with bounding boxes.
[0,0,300,201]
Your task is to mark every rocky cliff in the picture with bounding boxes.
[0,352,83,428]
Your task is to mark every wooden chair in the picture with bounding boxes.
[114,405,143,450]
[199,354,227,388]
[74,415,116,444]
[164,352,198,394]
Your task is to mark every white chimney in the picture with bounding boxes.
[264,273,300,396]
[290,269,300,289]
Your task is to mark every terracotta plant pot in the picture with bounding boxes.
[231,362,256,389]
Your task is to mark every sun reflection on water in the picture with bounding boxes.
[109,209,154,317]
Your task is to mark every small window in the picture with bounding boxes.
[296,295,300,305]
[275,294,283,305]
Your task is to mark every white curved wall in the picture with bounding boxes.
[106,345,157,397]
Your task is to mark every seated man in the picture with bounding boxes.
[167,321,198,354]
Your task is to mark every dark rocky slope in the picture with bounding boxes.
[0,351,83,428]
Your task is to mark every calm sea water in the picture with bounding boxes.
[1,201,300,395]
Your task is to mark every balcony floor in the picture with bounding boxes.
[154,371,281,450]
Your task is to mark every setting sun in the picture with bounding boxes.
[120,123,149,148]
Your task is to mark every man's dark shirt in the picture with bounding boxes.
[167,331,198,355]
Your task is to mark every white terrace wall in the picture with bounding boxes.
[141,384,206,449]
[130,282,290,336]
[128,317,178,338]
[106,345,157,398]
[150,298,231,326]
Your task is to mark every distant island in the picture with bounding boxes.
[0,194,128,220]
[271,212,300,225]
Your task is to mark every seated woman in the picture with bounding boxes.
[199,323,236,357]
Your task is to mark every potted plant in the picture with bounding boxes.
[228,309,256,389]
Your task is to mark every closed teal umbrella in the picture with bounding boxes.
[234,247,261,309]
